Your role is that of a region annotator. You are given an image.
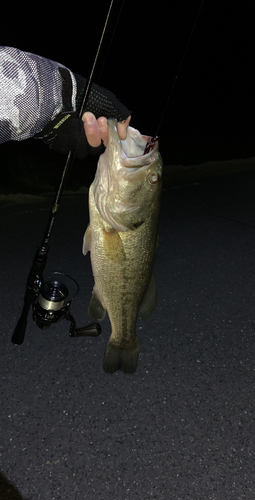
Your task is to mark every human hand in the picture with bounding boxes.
[82,112,131,147]
[36,73,131,158]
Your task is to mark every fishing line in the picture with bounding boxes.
[155,0,205,136]
[97,0,126,84]
[78,0,118,118]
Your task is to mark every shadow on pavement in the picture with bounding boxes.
[0,472,28,500]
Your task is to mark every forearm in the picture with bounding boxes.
[0,46,77,143]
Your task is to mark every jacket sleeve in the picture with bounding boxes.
[0,46,77,143]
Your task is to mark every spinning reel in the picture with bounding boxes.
[32,272,100,338]
[11,245,101,345]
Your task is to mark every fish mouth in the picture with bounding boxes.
[108,119,159,168]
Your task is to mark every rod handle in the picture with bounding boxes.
[12,305,30,345]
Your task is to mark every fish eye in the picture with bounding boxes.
[148,172,159,184]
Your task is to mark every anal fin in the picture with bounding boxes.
[88,290,106,321]
[139,273,157,321]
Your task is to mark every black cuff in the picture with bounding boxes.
[88,140,106,156]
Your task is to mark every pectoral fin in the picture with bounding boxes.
[82,225,91,255]
[139,273,157,320]
[103,228,125,263]
[88,289,106,321]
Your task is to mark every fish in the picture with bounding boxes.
[82,118,163,374]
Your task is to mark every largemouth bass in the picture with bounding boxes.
[83,119,163,374]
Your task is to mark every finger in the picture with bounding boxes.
[97,117,109,146]
[82,112,101,147]
[98,116,131,145]
[117,115,131,140]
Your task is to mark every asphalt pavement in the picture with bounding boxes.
[1,167,255,500]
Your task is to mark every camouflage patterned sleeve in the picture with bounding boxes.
[0,46,77,143]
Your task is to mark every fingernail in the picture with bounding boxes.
[82,112,95,124]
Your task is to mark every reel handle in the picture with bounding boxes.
[70,323,101,337]
[66,310,101,337]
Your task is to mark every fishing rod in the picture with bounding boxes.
[11,0,119,346]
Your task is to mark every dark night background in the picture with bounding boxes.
[1,0,254,192]
[2,3,255,498]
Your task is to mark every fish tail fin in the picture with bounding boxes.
[103,338,140,374]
